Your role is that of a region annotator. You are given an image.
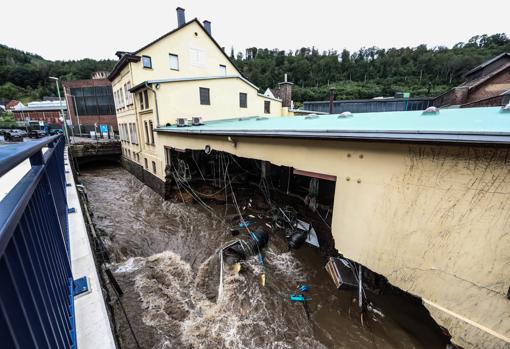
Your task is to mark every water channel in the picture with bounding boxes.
[80,165,450,349]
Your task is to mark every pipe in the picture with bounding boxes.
[144,81,160,128]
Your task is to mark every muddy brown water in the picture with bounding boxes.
[80,165,449,349]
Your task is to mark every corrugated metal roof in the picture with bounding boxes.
[16,100,67,111]
[156,107,510,144]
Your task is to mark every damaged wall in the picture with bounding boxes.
[154,132,510,349]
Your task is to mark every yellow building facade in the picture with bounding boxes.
[109,15,284,178]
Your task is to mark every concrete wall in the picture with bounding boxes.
[155,132,510,349]
[121,157,165,196]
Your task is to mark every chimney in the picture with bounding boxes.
[176,7,185,27]
[203,20,211,35]
[278,74,294,108]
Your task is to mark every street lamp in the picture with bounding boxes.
[65,93,82,137]
[49,76,70,144]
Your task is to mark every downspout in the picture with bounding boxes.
[144,82,160,127]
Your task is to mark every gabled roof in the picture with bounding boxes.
[107,53,140,81]
[5,100,21,109]
[156,106,510,144]
[464,52,510,77]
[109,18,243,82]
[460,62,510,90]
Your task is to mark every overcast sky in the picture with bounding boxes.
[2,0,509,61]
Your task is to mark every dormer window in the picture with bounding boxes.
[142,55,152,69]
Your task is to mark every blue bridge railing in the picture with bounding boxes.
[0,135,76,349]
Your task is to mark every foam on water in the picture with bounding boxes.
[127,250,327,349]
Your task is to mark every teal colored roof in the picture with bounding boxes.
[156,107,510,144]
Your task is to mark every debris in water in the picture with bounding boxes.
[325,257,358,289]
[239,220,252,228]
[298,284,310,293]
[222,227,269,265]
[259,272,266,287]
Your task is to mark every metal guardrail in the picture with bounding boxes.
[0,135,77,349]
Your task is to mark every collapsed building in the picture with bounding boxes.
[119,105,510,349]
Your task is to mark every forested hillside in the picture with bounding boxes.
[233,34,510,102]
[0,44,115,102]
[1,33,509,104]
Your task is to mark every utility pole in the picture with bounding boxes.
[49,77,70,144]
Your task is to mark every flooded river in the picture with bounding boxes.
[80,165,449,349]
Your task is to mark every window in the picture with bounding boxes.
[144,121,150,144]
[119,88,125,108]
[70,86,115,116]
[149,120,154,144]
[129,123,138,144]
[189,47,206,67]
[139,92,144,110]
[264,100,271,114]
[219,64,227,76]
[139,90,149,110]
[125,82,133,105]
[199,87,210,105]
[169,54,179,70]
[165,147,171,166]
[144,90,149,109]
[239,92,247,108]
[152,161,157,174]
[144,158,148,169]
[142,55,152,69]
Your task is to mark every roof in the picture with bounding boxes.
[156,106,510,144]
[107,53,140,81]
[130,75,259,93]
[109,18,243,81]
[5,100,21,109]
[459,62,510,90]
[15,100,67,112]
[465,52,510,77]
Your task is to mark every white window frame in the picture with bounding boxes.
[169,53,179,70]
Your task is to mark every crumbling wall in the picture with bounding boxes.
[154,133,510,348]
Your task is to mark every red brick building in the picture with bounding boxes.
[13,101,66,127]
[62,75,118,135]
[434,53,510,108]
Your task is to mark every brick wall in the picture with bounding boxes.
[13,110,63,126]
[468,68,510,102]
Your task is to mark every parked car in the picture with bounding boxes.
[28,130,47,139]
[4,130,24,142]
[49,128,64,135]
[15,129,28,137]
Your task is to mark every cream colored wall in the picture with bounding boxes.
[154,78,282,125]
[111,66,141,163]
[130,21,239,83]
[155,132,510,349]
